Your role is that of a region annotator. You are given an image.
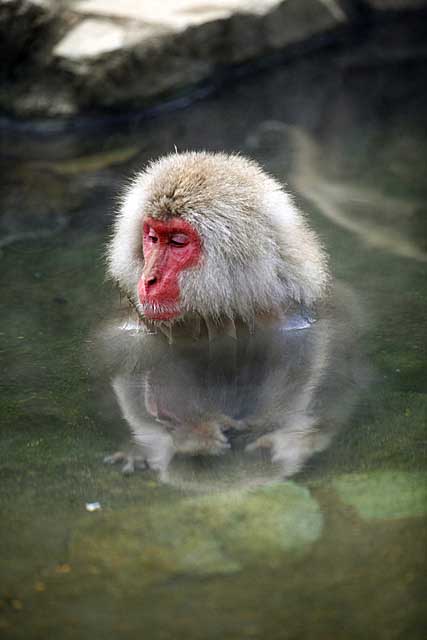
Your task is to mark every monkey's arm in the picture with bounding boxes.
[105,374,175,479]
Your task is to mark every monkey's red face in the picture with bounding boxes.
[138,217,202,322]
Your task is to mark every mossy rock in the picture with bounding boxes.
[333,471,427,520]
[72,483,323,584]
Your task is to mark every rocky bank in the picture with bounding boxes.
[1,0,427,117]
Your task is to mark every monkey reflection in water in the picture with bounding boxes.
[102,152,361,489]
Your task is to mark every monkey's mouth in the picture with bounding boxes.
[139,301,182,322]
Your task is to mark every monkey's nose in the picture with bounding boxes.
[145,275,157,288]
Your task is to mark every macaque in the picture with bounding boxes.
[102,152,361,486]
[107,151,330,335]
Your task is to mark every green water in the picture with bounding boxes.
[0,50,426,639]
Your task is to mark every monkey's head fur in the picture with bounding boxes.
[107,151,330,326]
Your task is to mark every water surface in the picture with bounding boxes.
[1,45,426,639]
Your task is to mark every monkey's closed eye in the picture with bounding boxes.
[170,234,189,247]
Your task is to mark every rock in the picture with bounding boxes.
[333,471,427,521]
[365,0,427,10]
[72,0,251,27]
[0,0,60,79]
[2,0,427,117]
[53,0,348,110]
[54,18,130,60]
[72,483,323,582]
[263,0,347,50]
[1,0,352,116]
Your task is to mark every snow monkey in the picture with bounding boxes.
[102,152,360,484]
[107,151,330,334]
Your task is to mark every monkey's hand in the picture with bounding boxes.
[246,420,332,478]
[171,413,246,456]
[246,428,317,478]
[175,421,230,456]
[103,450,147,475]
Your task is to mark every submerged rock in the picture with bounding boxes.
[72,483,323,582]
[333,471,427,520]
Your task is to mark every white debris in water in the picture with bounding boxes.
[119,318,139,331]
[281,313,315,332]
[119,318,157,335]
[85,502,102,512]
